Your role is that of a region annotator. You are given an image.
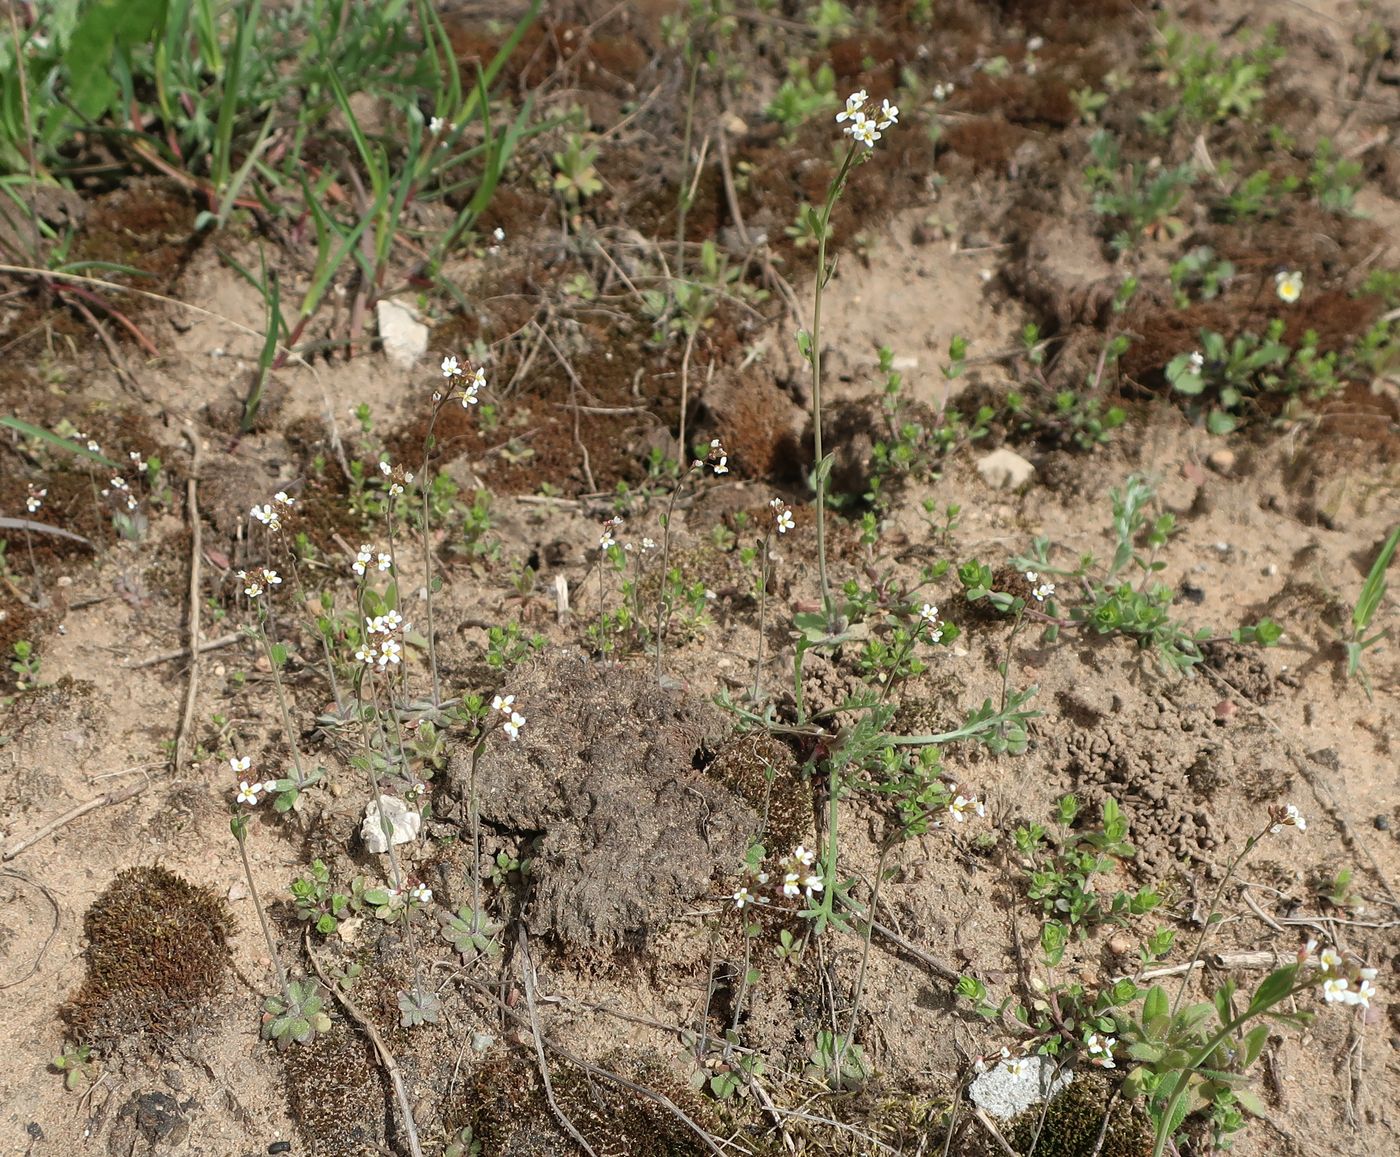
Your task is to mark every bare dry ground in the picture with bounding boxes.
[1,1,1399,1156]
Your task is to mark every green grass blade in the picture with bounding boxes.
[1353,525,1399,632]
[1,416,119,467]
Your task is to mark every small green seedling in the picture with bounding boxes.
[1343,525,1398,698]
[261,978,332,1051]
[50,1043,99,1090]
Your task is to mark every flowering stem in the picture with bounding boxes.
[654,468,694,681]
[808,144,860,622]
[419,405,446,709]
[1169,824,1266,1017]
[233,817,290,997]
[752,526,773,701]
[255,619,307,779]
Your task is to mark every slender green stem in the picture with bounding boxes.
[752,526,773,701]
[809,145,859,621]
[420,402,448,708]
[255,620,306,777]
[234,821,290,996]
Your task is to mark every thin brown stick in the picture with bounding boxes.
[0,868,60,989]
[972,1106,1021,1157]
[2,781,149,861]
[306,933,425,1157]
[123,632,243,669]
[174,432,204,772]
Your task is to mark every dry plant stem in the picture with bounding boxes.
[654,464,697,680]
[125,631,242,668]
[675,257,701,463]
[174,433,203,772]
[2,781,148,861]
[306,932,425,1157]
[21,525,42,604]
[518,929,600,1157]
[0,868,59,989]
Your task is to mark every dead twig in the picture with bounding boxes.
[0,867,60,989]
[123,631,243,669]
[2,780,149,861]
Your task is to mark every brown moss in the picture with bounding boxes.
[282,1025,385,1157]
[1007,1073,1152,1157]
[942,118,1031,172]
[64,866,233,1049]
[457,1048,721,1157]
[707,732,812,855]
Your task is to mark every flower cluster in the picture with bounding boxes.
[24,484,46,514]
[101,474,139,511]
[378,460,415,496]
[918,602,945,644]
[1268,802,1306,834]
[947,788,985,823]
[353,543,393,577]
[356,609,409,669]
[1025,570,1055,603]
[237,566,282,598]
[1274,269,1303,304]
[492,693,526,742]
[696,437,729,475]
[599,515,623,551]
[250,490,296,531]
[1307,939,1379,1009]
[1084,1032,1116,1069]
[770,498,794,534]
[835,89,898,148]
[231,756,280,806]
[731,844,824,909]
[441,356,487,407]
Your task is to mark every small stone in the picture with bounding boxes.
[1375,815,1391,832]
[976,447,1035,490]
[970,1055,1073,1120]
[1214,699,1236,722]
[57,575,73,587]
[375,298,429,369]
[361,796,422,853]
[1207,448,1236,475]
[1107,934,1134,957]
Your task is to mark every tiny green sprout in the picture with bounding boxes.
[1343,525,1398,699]
[261,978,332,1051]
[9,640,40,690]
[51,1043,98,1090]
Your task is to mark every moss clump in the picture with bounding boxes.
[458,1048,721,1157]
[1007,1073,1152,1157]
[282,1026,384,1157]
[64,866,233,1049]
[707,732,811,855]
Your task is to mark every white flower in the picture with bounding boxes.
[836,89,868,123]
[24,486,45,513]
[1274,270,1303,303]
[1270,803,1306,834]
[389,481,404,496]
[442,356,462,378]
[732,886,753,909]
[237,570,263,598]
[503,710,526,741]
[230,755,251,773]
[491,693,515,715]
[1032,582,1055,602]
[802,873,824,895]
[262,779,280,795]
[274,491,293,506]
[847,113,880,148]
[1319,947,1343,975]
[877,99,899,128]
[262,568,282,587]
[236,780,263,805]
[1188,350,1204,372]
[86,439,101,453]
[355,642,375,665]
[410,882,433,905]
[377,552,392,572]
[782,872,801,899]
[429,115,444,135]
[1086,1034,1116,1067]
[713,455,728,474]
[381,609,404,632]
[1322,976,1350,1003]
[599,516,623,550]
[920,603,939,626]
[949,794,983,822]
[932,82,954,102]
[493,227,506,243]
[354,544,374,577]
[642,537,657,550]
[129,450,147,471]
[793,845,816,867]
[377,638,403,667]
[251,503,280,530]
[1348,978,1377,1008]
[1026,36,1044,52]
[1005,1059,1027,1078]
[1025,570,1038,583]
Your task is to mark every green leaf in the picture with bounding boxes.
[0,416,118,466]
[1246,964,1299,1017]
[1232,1086,1269,1118]
[1354,526,1399,632]
[1143,984,1168,1023]
[64,0,166,122]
